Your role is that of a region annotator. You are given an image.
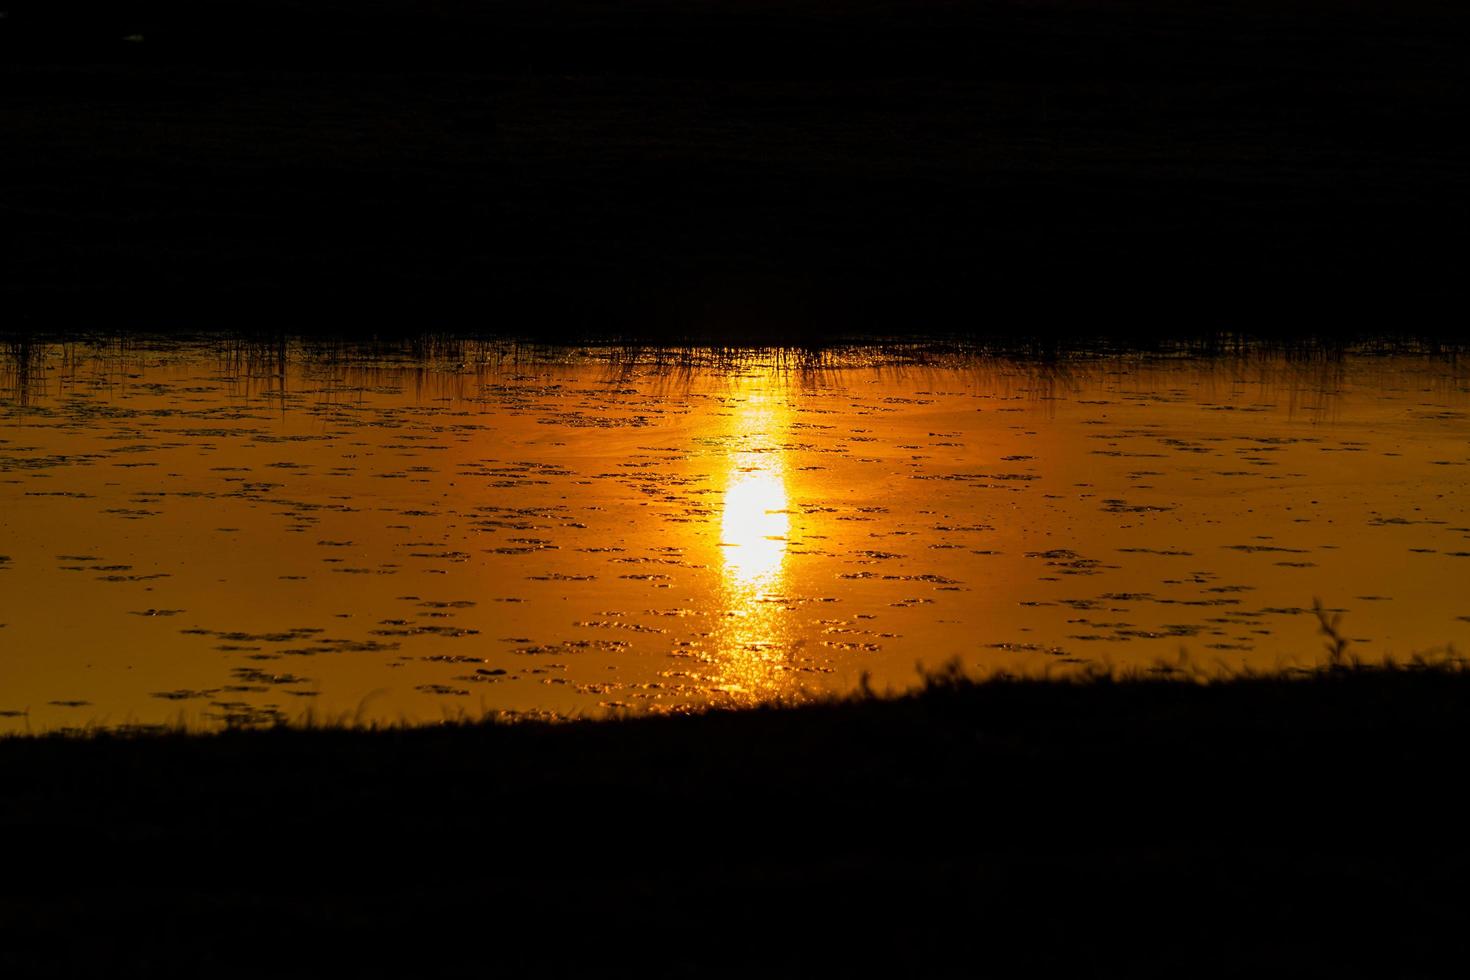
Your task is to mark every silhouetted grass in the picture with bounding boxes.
[2,657,1469,974]
[6,327,1466,381]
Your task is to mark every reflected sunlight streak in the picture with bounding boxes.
[720,466,790,586]
[711,382,797,702]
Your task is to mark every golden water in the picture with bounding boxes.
[2,341,1468,731]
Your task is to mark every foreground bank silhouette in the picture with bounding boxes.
[3,661,1469,974]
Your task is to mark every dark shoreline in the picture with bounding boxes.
[3,664,1469,974]
[4,0,1467,344]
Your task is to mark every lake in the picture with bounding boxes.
[2,338,1468,731]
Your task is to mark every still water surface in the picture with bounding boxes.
[2,340,1468,730]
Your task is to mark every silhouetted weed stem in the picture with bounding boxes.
[1314,598,1352,669]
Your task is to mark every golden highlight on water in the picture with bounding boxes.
[2,341,1468,731]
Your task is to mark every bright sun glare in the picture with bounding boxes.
[720,466,789,586]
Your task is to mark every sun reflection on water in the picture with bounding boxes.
[711,383,799,702]
[720,466,789,586]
